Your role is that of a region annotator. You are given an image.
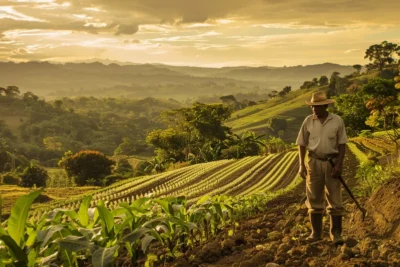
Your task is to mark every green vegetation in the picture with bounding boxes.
[58,150,115,186]
[0,40,400,266]
[20,165,48,188]
[227,88,316,142]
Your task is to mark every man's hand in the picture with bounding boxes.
[298,164,307,180]
[331,163,342,179]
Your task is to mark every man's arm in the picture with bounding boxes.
[331,144,345,178]
[298,145,307,179]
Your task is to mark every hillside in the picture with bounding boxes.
[227,88,318,143]
[0,61,354,100]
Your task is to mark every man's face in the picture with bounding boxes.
[311,105,328,117]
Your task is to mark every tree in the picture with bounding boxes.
[353,64,362,73]
[319,76,329,86]
[58,150,115,186]
[114,137,138,155]
[278,91,286,97]
[282,86,291,94]
[20,164,48,187]
[222,131,265,159]
[152,102,232,162]
[0,86,19,97]
[328,72,341,96]
[300,81,317,89]
[364,41,399,70]
[219,95,238,110]
[362,78,400,153]
[146,128,187,161]
[395,62,400,90]
[333,93,371,137]
[23,91,39,102]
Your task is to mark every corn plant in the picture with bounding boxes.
[0,190,41,266]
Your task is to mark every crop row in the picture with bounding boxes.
[31,152,299,218]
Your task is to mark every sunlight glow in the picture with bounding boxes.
[0,6,44,21]
[84,22,107,28]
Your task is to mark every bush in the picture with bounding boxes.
[20,165,48,188]
[1,172,20,185]
[58,150,115,186]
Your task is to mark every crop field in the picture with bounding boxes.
[226,89,317,142]
[0,142,397,266]
[27,151,299,217]
[0,150,302,266]
[348,134,395,163]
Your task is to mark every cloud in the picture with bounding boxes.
[123,39,141,44]
[344,49,361,54]
[114,24,139,36]
[2,0,400,37]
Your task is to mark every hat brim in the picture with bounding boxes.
[305,99,335,106]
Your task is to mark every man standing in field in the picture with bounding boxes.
[296,91,348,245]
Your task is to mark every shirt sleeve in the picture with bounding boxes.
[296,117,309,146]
[337,117,348,144]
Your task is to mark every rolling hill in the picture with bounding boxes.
[0,61,354,100]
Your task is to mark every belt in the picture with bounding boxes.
[308,151,338,161]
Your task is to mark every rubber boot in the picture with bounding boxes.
[306,213,323,241]
[330,215,344,246]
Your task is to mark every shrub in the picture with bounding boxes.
[1,172,20,185]
[20,165,48,187]
[58,150,115,186]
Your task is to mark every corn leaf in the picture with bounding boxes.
[57,236,95,252]
[8,190,40,247]
[97,206,114,235]
[78,196,92,227]
[92,245,118,267]
[0,233,27,263]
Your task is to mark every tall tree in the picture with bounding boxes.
[364,41,399,70]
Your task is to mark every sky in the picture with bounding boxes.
[0,0,399,67]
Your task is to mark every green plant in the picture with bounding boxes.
[20,165,48,188]
[0,190,41,266]
[1,172,20,185]
[355,162,390,196]
[58,150,115,186]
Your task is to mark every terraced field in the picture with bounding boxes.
[30,150,299,217]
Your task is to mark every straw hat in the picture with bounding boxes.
[305,91,335,106]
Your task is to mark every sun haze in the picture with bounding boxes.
[0,0,399,67]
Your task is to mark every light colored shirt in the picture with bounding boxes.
[296,113,348,154]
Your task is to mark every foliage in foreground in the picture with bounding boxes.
[0,178,300,267]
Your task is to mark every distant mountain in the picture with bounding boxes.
[0,61,355,100]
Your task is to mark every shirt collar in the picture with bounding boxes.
[312,112,332,121]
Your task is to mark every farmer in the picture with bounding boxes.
[296,91,348,245]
